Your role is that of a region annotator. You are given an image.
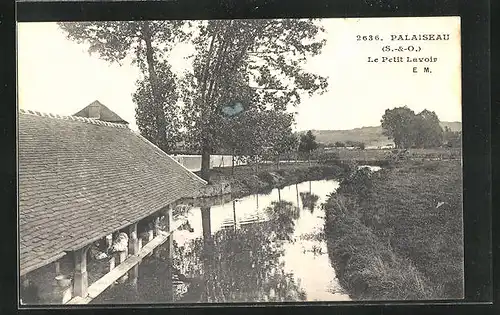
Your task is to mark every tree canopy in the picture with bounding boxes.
[58,21,187,152]
[298,130,318,156]
[179,19,328,179]
[381,106,444,149]
[443,126,462,148]
[59,19,329,181]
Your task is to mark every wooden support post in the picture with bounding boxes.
[163,207,173,302]
[232,201,237,232]
[128,223,139,254]
[21,275,29,288]
[153,214,162,257]
[153,216,160,237]
[105,234,113,250]
[117,249,129,283]
[128,223,139,282]
[138,238,143,264]
[73,246,89,298]
[107,254,116,289]
[144,218,155,258]
[166,208,173,260]
[201,206,211,241]
[109,256,115,272]
[146,229,154,258]
[55,261,60,275]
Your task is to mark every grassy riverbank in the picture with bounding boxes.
[194,162,350,198]
[324,160,463,300]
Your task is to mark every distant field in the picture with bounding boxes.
[314,147,462,162]
[307,121,462,147]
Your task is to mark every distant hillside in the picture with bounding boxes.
[439,121,462,132]
[305,121,461,147]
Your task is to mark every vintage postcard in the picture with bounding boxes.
[17,16,462,305]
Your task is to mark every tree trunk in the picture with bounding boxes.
[231,150,235,175]
[296,184,299,206]
[232,201,237,233]
[141,22,168,152]
[200,146,211,183]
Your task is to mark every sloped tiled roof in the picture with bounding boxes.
[18,109,206,276]
[73,100,129,124]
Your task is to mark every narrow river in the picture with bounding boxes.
[92,179,352,304]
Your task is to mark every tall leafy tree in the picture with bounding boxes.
[413,109,444,148]
[262,111,296,169]
[179,19,328,181]
[58,21,186,152]
[133,61,181,149]
[219,109,295,173]
[380,106,417,149]
[59,19,328,180]
[381,107,444,149]
[298,130,318,162]
[443,126,462,148]
[273,131,299,168]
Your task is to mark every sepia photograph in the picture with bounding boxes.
[17,16,463,305]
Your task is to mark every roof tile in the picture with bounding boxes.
[18,111,206,275]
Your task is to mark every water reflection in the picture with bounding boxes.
[172,201,306,302]
[93,179,352,303]
[300,192,320,213]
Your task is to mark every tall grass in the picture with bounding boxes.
[324,160,463,300]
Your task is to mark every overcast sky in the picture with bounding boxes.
[17,17,461,132]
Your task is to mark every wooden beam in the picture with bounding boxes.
[66,219,186,305]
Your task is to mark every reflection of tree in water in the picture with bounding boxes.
[264,201,300,241]
[173,201,306,302]
[136,258,173,302]
[92,253,174,304]
[300,192,319,212]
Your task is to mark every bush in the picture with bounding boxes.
[313,151,341,165]
[257,171,277,185]
[337,167,373,200]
